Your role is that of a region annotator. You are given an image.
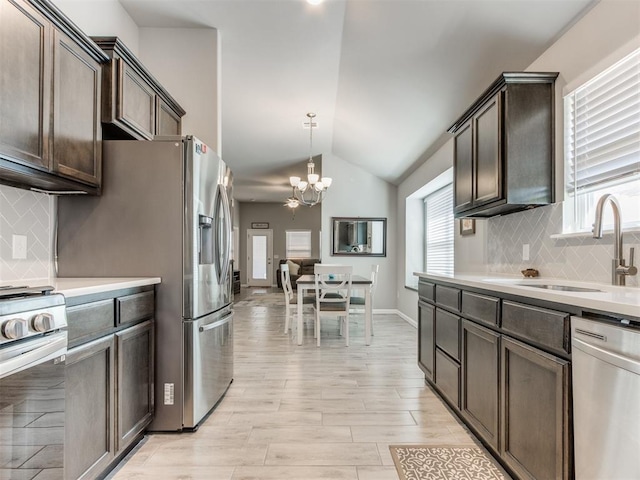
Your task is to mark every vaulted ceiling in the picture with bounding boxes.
[119,0,596,202]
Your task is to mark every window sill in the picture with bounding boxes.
[550,226,640,240]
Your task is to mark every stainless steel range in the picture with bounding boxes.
[0,286,68,480]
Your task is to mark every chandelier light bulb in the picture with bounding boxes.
[307,173,319,184]
[321,177,332,188]
[314,181,324,192]
[298,180,308,192]
[289,176,300,187]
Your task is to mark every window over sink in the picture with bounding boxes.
[563,48,640,234]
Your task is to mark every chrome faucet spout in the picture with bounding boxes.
[592,193,636,285]
[592,193,622,264]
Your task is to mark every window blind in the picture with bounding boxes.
[286,230,312,258]
[565,49,640,194]
[424,184,454,276]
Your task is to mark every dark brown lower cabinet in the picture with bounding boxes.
[501,336,571,480]
[116,320,154,452]
[461,320,500,451]
[65,287,155,480]
[65,336,116,480]
[418,301,435,381]
[435,349,460,408]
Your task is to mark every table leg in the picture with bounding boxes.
[365,289,371,345]
[297,286,303,345]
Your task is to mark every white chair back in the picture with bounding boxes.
[281,263,293,302]
[370,264,380,296]
[314,264,353,305]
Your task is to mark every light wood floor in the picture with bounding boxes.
[109,288,478,480]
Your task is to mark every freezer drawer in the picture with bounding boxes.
[183,307,233,429]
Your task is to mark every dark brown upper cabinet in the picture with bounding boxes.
[93,37,185,140]
[448,72,558,218]
[0,0,107,194]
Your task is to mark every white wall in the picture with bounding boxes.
[54,0,139,53]
[321,153,397,310]
[139,28,220,151]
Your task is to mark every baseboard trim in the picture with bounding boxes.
[366,309,417,328]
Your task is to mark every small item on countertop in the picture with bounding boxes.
[521,268,540,278]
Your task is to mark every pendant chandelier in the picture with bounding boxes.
[287,112,332,208]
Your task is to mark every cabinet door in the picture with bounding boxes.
[453,121,473,212]
[52,29,102,186]
[473,94,502,206]
[435,348,460,409]
[501,336,570,480]
[0,0,51,169]
[115,59,155,140]
[65,335,116,480]
[418,301,435,381]
[116,320,154,453]
[461,320,500,450]
[156,97,182,136]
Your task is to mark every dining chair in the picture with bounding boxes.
[313,264,353,346]
[281,263,314,334]
[350,264,379,335]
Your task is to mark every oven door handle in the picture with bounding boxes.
[0,331,67,379]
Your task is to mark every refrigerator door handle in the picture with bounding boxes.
[218,184,232,285]
[199,312,233,332]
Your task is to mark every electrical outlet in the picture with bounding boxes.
[12,235,27,260]
[522,244,530,262]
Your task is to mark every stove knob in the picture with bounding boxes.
[2,318,28,340]
[32,313,54,332]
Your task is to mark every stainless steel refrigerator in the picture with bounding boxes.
[57,136,234,431]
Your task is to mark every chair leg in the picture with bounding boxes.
[344,314,349,347]
[284,303,290,334]
[316,313,321,347]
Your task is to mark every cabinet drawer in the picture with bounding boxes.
[502,300,570,354]
[462,291,500,327]
[116,291,154,326]
[436,308,460,360]
[435,349,460,409]
[435,285,460,311]
[67,299,114,345]
[418,280,435,301]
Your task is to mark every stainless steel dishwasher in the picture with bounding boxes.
[571,316,640,479]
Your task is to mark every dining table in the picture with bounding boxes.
[295,274,373,346]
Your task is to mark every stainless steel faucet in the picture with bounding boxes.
[592,193,637,285]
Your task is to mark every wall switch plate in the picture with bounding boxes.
[12,235,27,260]
[522,244,530,261]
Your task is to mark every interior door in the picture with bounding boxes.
[247,229,273,287]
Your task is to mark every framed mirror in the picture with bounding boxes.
[332,217,386,256]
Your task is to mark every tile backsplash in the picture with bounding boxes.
[487,203,640,287]
[0,185,54,282]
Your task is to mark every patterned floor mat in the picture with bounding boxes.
[390,445,511,480]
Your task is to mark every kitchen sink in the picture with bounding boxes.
[520,284,603,293]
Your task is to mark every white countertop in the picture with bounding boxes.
[414,272,640,319]
[0,277,162,298]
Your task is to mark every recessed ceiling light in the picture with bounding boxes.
[307,0,323,5]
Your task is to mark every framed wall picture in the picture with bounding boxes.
[251,222,269,229]
[460,218,476,236]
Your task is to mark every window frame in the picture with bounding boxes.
[424,183,454,276]
[563,47,640,234]
[285,230,312,259]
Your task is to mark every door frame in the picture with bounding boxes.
[247,229,274,287]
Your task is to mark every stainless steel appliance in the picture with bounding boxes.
[56,136,234,431]
[571,316,640,479]
[0,286,68,479]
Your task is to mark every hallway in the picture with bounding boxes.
[110,288,478,479]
